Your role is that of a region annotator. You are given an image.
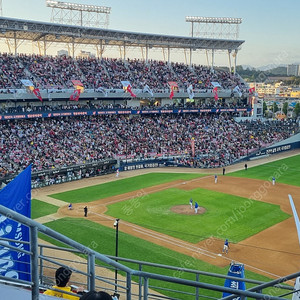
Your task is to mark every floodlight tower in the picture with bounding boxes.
[46,0,111,28]
[185,16,242,39]
[0,0,2,16]
[185,16,242,72]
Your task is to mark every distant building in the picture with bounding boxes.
[250,82,300,98]
[57,50,69,56]
[287,64,299,76]
[254,83,277,95]
[267,76,293,82]
[78,50,95,58]
[290,90,300,98]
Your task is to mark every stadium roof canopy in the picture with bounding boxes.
[0,17,244,51]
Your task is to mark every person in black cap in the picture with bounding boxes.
[43,266,82,299]
[80,291,115,300]
[84,206,88,217]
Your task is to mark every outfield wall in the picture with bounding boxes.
[247,133,300,160]
[119,158,169,171]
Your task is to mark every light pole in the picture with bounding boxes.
[114,218,120,294]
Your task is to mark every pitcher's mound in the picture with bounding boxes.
[171,205,206,215]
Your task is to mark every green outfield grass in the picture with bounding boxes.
[41,218,283,299]
[105,188,290,243]
[228,154,300,186]
[49,173,205,203]
[31,199,58,219]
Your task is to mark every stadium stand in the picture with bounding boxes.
[0,54,246,91]
[0,51,297,188]
[0,52,297,187]
[0,114,298,180]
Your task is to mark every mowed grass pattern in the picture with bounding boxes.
[228,154,300,186]
[31,199,58,219]
[105,188,290,243]
[49,173,205,203]
[41,218,280,299]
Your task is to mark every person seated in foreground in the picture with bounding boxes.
[80,291,116,299]
[43,266,83,299]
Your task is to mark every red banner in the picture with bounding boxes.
[168,81,178,88]
[69,89,81,101]
[249,87,255,94]
[127,84,136,98]
[169,86,174,100]
[33,88,43,102]
[191,138,195,157]
[213,87,218,101]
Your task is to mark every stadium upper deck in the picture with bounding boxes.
[0,54,246,90]
[0,17,244,52]
[0,16,248,104]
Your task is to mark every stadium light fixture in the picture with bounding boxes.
[186,16,242,24]
[46,0,111,14]
[114,219,120,227]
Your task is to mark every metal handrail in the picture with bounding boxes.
[0,204,298,300]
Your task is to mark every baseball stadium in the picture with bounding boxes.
[0,1,300,300]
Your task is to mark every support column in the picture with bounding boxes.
[167,47,170,65]
[143,277,148,300]
[140,46,144,61]
[88,253,95,291]
[189,48,192,67]
[36,41,42,56]
[39,246,44,285]
[211,49,215,71]
[228,50,232,72]
[145,46,149,63]
[119,46,122,59]
[5,38,12,53]
[31,226,39,300]
[14,32,17,55]
[184,49,187,65]
[72,39,75,58]
[123,42,126,61]
[234,49,238,74]
[205,50,209,68]
[191,22,194,37]
[44,37,47,56]
[99,40,103,59]
[162,48,166,62]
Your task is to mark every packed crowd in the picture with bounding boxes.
[174,118,299,168]
[0,53,246,91]
[0,114,297,178]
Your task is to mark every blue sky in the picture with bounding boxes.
[2,0,300,67]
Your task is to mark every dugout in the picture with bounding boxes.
[0,159,117,189]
